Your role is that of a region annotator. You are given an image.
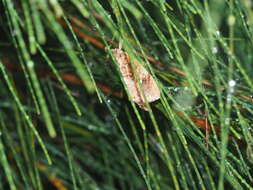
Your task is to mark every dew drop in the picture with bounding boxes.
[228,15,236,26]
[225,117,230,125]
[155,142,164,153]
[174,87,179,92]
[215,30,220,36]
[27,60,34,68]
[212,47,218,54]
[228,80,236,87]
[226,95,232,102]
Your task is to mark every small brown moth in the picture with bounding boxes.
[112,48,160,110]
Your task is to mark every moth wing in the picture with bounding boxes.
[123,76,142,103]
[137,65,160,103]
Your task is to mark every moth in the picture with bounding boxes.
[112,48,160,110]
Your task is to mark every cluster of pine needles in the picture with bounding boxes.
[0,0,253,189]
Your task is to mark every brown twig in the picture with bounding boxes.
[36,162,68,190]
[1,58,123,98]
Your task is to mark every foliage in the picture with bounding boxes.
[0,0,253,189]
